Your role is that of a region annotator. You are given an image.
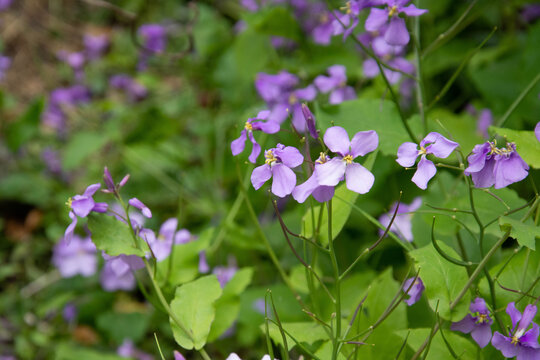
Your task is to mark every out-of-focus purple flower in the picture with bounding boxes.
[492,302,540,359]
[84,34,109,61]
[241,0,259,11]
[100,253,144,292]
[251,143,304,198]
[0,0,12,11]
[301,103,318,139]
[42,148,63,176]
[270,36,296,50]
[226,354,276,360]
[363,37,414,84]
[129,198,152,218]
[522,4,540,23]
[198,251,210,274]
[63,303,77,323]
[465,141,529,189]
[477,109,493,138]
[53,235,97,277]
[231,110,280,163]
[140,218,178,261]
[138,24,167,53]
[403,277,424,306]
[42,85,91,132]
[378,197,421,242]
[64,184,108,243]
[333,0,376,40]
[312,11,334,44]
[57,51,86,82]
[0,55,11,80]
[315,126,378,194]
[365,0,428,45]
[213,258,237,288]
[292,153,335,203]
[175,229,195,244]
[255,72,317,131]
[535,122,540,143]
[117,339,154,360]
[109,74,148,102]
[451,298,493,348]
[396,132,458,190]
[174,351,186,360]
[314,65,356,104]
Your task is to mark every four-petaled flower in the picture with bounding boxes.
[292,153,336,203]
[251,144,304,198]
[65,183,108,243]
[396,132,458,190]
[314,65,356,104]
[365,0,428,45]
[451,298,493,348]
[315,126,378,194]
[231,110,280,163]
[492,302,540,359]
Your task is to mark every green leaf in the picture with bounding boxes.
[208,268,253,341]
[395,328,477,360]
[499,216,540,250]
[233,30,275,81]
[170,275,223,350]
[55,343,125,360]
[4,99,43,151]
[245,7,302,40]
[317,99,418,156]
[409,243,470,321]
[490,127,540,169]
[262,322,328,350]
[62,131,109,170]
[301,184,358,246]
[96,311,150,343]
[87,214,147,257]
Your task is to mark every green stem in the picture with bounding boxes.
[327,201,342,360]
[496,72,540,127]
[413,2,427,135]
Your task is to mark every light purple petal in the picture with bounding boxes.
[247,131,261,164]
[253,120,280,134]
[520,323,540,348]
[328,65,347,81]
[345,162,375,194]
[493,152,529,189]
[159,218,178,241]
[291,105,307,132]
[450,314,476,334]
[517,347,540,360]
[83,183,101,197]
[365,7,389,32]
[350,130,378,158]
[312,185,335,203]
[324,126,351,156]
[535,122,540,142]
[400,4,428,16]
[363,59,380,78]
[411,156,436,190]
[464,143,491,174]
[251,164,272,190]
[128,198,152,218]
[316,157,347,186]
[470,297,489,314]
[396,142,419,167]
[518,305,538,333]
[292,173,320,203]
[268,103,289,124]
[64,212,78,243]
[492,332,519,358]
[471,324,492,348]
[271,163,297,198]
[231,130,247,156]
[174,351,186,360]
[295,85,317,101]
[385,17,410,46]
[314,75,339,93]
[423,132,459,158]
[507,302,522,332]
[276,145,304,168]
[71,196,95,218]
[471,157,496,188]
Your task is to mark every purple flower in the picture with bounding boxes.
[522,4,540,23]
[492,302,540,359]
[312,11,334,44]
[213,257,238,288]
[402,277,424,306]
[129,198,152,218]
[314,65,356,104]
[109,74,148,102]
[451,298,493,348]
[103,166,129,194]
[365,0,427,46]
[251,144,304,197]
[42,85,91,132]
[64,184,108,243]
[100,253,144,292]
[42,148,63,176]
[231,110,280,163]
[198,251,210,273]
[333,0,376,40]
[535,122,540,143]
[0,55,11,80]
[84,34,109,61]
[465,141,529,189]
[117,339,154,360]
[292,154,335,203]
[140,218,178,261]
[378,197,421,242]
[63,303,77,323]
[175,229,195,244]
[362,37,415,84]
[52,235,97,278]
[138,24,167,53]
[0,0,12,11]
[301,103,318,139]
[396,132,458,190]
[315,126,378,194]
[174,351,186,360]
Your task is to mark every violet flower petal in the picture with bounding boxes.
[324,126,351,155]
[411,156,436,190]
[231,130,247,156]
[276,145,304,168]
[71,196,95,218]
[292,173,320,203]
[493,152,529,189]
[520,323,540,348]
[64,212,78,243]
[535,122,540,143]
[271,163,297,198]
[247,131,261,164]
[471,157,496,188]
[365,7,389,32]
[401,4,428,16]
[451,314,476,334]
[507,302,522,331]
[423,132,459,158]
[492,332,519,358]
[396,142,419,167]
[316,158,347,186]
[471,324,492,348]
[128,198,152,218]
[519,305,538,332]
[350,130,378,158]
[83,183,101,197]
[385,17,409,46]
[251,164,272,190]
[470,297,489,313]
[312,185,335,202]
[345,162,375,194]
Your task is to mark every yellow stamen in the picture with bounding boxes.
[265,150,277,165]
[289,94,298,105]
[388,5,398,17]
[343,154,354,164]
[511,336,520,345]
[316,152,327,164]
[66,197,73,208]
[418,146,427,155]
[476,314,488,324]
[245,121,253,131]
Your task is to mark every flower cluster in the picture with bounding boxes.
[465,141,529,189]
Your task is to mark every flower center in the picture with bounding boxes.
[288,94,298,105]
[489,141,515,157]
[66,197,73,208]
[476,313,488,324]
[343,154,354,164]
[265,150,278,165]
[418,146,427,155]
[245,121,253,131]
[511,335,520,346]
[388,5,398,17]
[316,152,327,164]
[340,1,352,14]
[320,13,329,23]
